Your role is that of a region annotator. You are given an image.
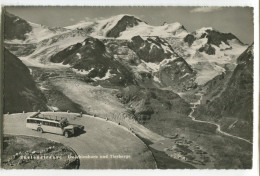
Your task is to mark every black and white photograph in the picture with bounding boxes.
[0,5,257,171]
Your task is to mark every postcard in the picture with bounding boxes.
[0,3,258,176]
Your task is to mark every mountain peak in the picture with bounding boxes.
[105,15,143,38]
[190,26,244,47]
[193,27,214,38]
[165,22,187,32]
[4,11,32,41]
[63,14,187,39]
[111,14,142,21]
[162,22,168,26]
[4,11,69,44]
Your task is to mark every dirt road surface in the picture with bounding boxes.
[3,112,157,169]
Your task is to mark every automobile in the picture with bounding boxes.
[26,112,84,137]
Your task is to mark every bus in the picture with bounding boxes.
[26,112,84,138]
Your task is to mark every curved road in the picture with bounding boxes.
[188,93,252,145]
[3,112,157,169]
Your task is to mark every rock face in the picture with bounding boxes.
[50,37,106,65]
[184,34,196,46]
[106,15,143,38]
[4,11,249,89]
[159,57,197,91]
[4,11,68,44]
[129,36,177,63]
[50,36,196,90]
[184,28,243,48]
[176,27,247,85]
[211,44,253,119]
[3,48,48,113]
[204,29,243,46]
[26,29,89,63]
[195,44,254,140]
[5,12,247,87]
[117,85,191,123]
[4,11,32,40]
[198,44,216,55]
[50,37,135,86]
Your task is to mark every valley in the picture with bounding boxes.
[3,11,254,169]
[23,63,252,169]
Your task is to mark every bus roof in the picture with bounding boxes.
[26,112,68,123]
[27,117,67,123]
[29,112,41,118]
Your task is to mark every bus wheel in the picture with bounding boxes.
[64,131,70,138]
[37,127,43,133]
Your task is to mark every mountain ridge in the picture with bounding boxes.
[194,43,254,140]
[4,11,69,44]
[4,11,248,86]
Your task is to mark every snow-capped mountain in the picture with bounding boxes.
[166,27,248,84]
[27,30,90,63]
[48,36,196,90]
[4,12,69,44]
[4,11,84,61]
[126,35,196,90]
[4,12,248,88]
[50,37,135,87]
[3,10,254,169]
[64,14,188,39]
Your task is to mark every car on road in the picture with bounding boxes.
[26,112,84,137]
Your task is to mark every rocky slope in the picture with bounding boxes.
[166,27,247,84]
[4,11,32,41]
[49,35,197,91]
[2,11,254,169]
[106,15,143,38]
[3,48,48,113]
[50,37,135,87]
[116,85,191,123]
[25,29,90,63]
[4,11,68,44]
[5,12,247,86]
[194,44,254,140]
[4,11,72,59]
[128,36,178,62]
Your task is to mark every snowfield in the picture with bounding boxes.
[5,14,248,86]
[71,68,94,75]
[92,69,116,81]
[166,27,248,85]
[117,22,188,39]
[63,14,188,40]
[6,22,69,44]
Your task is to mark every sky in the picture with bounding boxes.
[5,6,254,44]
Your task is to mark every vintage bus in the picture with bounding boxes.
[26,112,84,137]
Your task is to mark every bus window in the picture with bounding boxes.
[50,122,57,127]
[43,121,49,126]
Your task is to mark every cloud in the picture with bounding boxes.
[70,18,75,21]
[84,17,93,21]
[84,17,101,22]
[190,7,223,13]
